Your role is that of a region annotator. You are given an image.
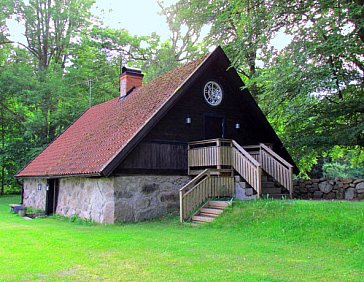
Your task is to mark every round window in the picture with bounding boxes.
[204,81,223,106]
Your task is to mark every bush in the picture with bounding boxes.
[323,162,364,178]
[3,185,21,195]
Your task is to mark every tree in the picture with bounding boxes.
[252,0,364,175]
[16,0,95,70]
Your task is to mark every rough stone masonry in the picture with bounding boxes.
[23,175,191,224]
[293,178,364,200]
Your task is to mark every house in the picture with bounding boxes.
[16,46,297,224]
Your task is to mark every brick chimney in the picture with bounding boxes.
[119,67,144,98]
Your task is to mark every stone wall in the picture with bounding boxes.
[114,175,190,222]
[57,177,115,224]
[293,178,364,200]
[22,175,191,224]
[23,178,47,210]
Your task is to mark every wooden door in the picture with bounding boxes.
[204,115,225,139]
[45,179,59,215]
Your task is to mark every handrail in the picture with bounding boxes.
[186,138,293,199]
[260,143,293,169]
[180,169,210,193]
[259,143,293,197]
[231,141,262,197]
[188,138,232,146]
[179,168,234,222]
[232,140,260,167]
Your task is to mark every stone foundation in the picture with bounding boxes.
[23,178,47,210]
[22,175,190,224]
[293,178,364,200]
[114,175,190,222]
[57,178,115,224]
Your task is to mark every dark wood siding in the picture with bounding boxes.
[114,55,292,175]
[113,142,188,174]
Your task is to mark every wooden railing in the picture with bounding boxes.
[231,141,262,197]
[179,169,234,222]
[259,143,293,197]
[187,139,294,197]
[188,139,262,197]
[188,139,232,171]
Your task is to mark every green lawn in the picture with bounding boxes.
[0,196,363,281]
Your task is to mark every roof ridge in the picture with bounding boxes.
[16,49,214,178]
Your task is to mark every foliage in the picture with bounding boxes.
[3,185,20,195]
[0,0,363,185]
[168,0,364,175]
[15,0,95,69]
[323,162,364,178]
[0,195,363,280]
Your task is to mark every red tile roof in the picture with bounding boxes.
[16,55,208,177]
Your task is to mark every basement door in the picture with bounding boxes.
[204,115,225,139]
[45,179,59,216]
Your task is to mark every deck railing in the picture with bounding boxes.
[188,139,262,197]
[188,139,232,170]
[187,139,293,197]
[258,143,293,197]
[179,169,234,222]
[231,141,262,197]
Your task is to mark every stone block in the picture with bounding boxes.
[319,181,333,194]
[342,178,353,184]
[115,190,133,199]
[309,186,318,193]
[323,192,336,200]
[356,182,364,193]
[336,189,345,200]
[160,193,178,202]
[353,179,364,184]
[345,188,355,200]
[299,186,308,193]
[313,191,323,199]
[142,183,159,194]
[234,175,242,182]
[235,185,245,200]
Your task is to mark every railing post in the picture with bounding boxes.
[289,167,293,199]
[257,165,262,199]
[187,143,191,175]
[258,144,262,164]
[216,139,222,170]
[180,189,183,223]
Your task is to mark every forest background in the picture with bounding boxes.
[0,0,363,194]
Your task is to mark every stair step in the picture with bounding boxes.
[192,215,215,222]
[262,187,282,194]
[207,201,230,209]
[199,212,219,217]
[262,193,290,199]
[261,182,275,188]
[200,208,223,215]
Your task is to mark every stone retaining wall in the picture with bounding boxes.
[293,178,364,200]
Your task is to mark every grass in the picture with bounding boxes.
[0,195,363,281]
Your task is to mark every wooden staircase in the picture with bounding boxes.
[235,174,290,200]
[180,139,294,224]
[191,200,231,225]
